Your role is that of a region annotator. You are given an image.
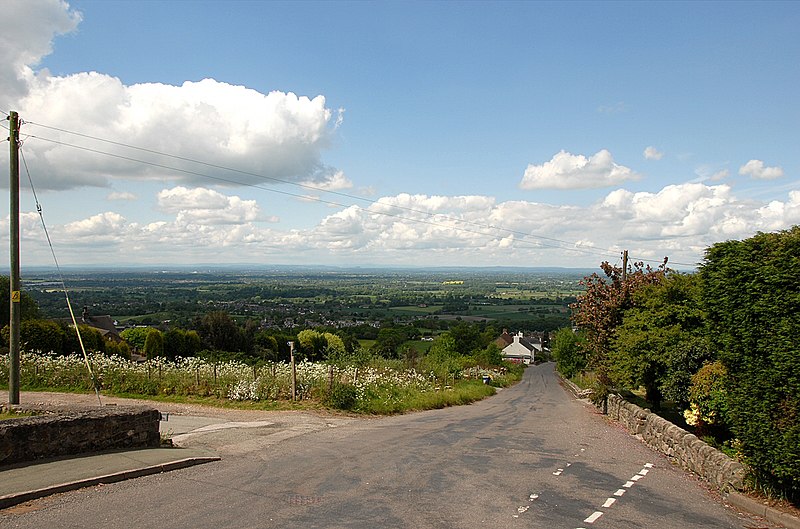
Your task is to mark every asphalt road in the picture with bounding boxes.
[0,364,776,528]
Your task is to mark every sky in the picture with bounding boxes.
[1,0,798,271]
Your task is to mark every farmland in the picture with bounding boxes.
[22,265,588,335]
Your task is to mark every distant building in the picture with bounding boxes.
[78,307,123,343]
[496,329,540,365]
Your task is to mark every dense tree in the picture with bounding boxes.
[161,327,201,360]
[253,331,280,362]
[551,327,587,378]
[472,342,503,368]
[371,327,409,358]
[421,333,461,379]
[105,340,131,359]
[63,324,106,354]
[610,273,710,409]
[143,328,164,359]
[20,319,65,355]
[196,311,244,352]
[120,327,150,351]
[296,329,346,361]
[570,259,667,384]
[700,228,800,501]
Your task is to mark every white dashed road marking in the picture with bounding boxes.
[576,463,653,527]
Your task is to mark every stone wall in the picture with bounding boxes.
[604,394,746,491]
[560,376,746,492]
[0,405,161,465]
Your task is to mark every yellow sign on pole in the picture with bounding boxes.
[11,291,20,303]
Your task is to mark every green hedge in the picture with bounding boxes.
[701,227,800,500]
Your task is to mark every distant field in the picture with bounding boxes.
[388,305,442,315]
[357,339,432,354]
[491,289,582,300]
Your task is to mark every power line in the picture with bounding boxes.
[24,120,609,256]
[18,120,694,267]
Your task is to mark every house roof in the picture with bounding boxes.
[494,329,514,349]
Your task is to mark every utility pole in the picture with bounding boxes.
[8,111,20,405]
[621,249,628,283]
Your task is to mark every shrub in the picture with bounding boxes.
[325,383,358,410]
[685,361,729,437]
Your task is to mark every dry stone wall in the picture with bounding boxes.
[561,376,746,492]
[0,404,160,465]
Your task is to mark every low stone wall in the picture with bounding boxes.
[604,394,746,492]
[559,376,746,492]
[0,404,161,465]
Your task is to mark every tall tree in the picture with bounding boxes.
[197,311,243,352]
[610,273,710,409]
[570,259,667,385]
[551,327,587,378]
[144,328,164,359]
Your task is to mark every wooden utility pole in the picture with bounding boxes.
[621,249,628,283]
[8,111,20,405]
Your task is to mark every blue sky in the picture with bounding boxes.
[1,0,798,269]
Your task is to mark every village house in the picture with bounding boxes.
[494,329,541,365]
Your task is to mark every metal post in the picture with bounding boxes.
[289,341,296,401]
[8,111,20,405]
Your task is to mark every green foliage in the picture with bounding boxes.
[610,273,711,409]
[64,324,106,354]
[163,328,202,360]
[324,383,358,410]
[685,361,729,436]
[371,327,409,358]
[104,340,131,360]
[327,347,373,369]
[20,319,64,355]
[197,311,246,353]
[0,276,40,326]
[296,329,346,361]
[421,333,461,379]
[471,343,504,368]
[571,259,668,384]
[120,327,150,351]
[552,327,587,378]
[144,328,164,360]
[701,227,800,501]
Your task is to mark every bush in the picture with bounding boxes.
[325,383,358,410]
[685,361,729,438]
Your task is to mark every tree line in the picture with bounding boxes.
[554,227,799,503]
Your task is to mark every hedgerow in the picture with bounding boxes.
[700,227,800,501]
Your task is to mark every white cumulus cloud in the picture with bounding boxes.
[157,186,263,225]
[738,159,784,180]
[520,150,640,190]
[7,184,800,268]
[0,0,81,102]
[1,1,344,192]
[643,146,664,160]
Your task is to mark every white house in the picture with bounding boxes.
[500,331,538,365]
